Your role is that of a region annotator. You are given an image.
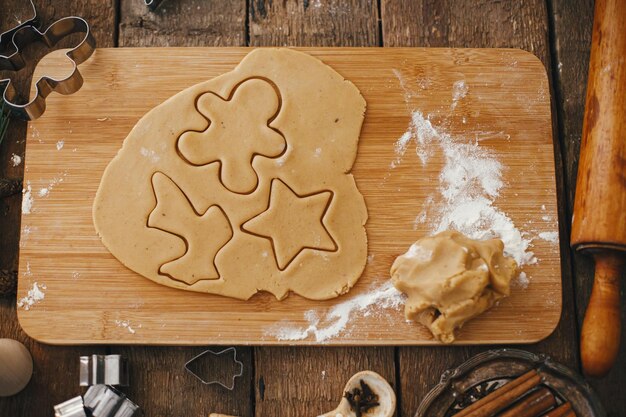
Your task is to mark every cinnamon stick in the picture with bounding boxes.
[453,370,541,417]
[539,402,576,417]
[497,387,556,417]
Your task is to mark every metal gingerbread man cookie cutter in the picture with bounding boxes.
[0,1,96,120]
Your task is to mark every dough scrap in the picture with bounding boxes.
[390,231,517,343]
[93,48,368,301]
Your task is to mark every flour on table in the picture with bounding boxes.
[395,110,537,284]
[390,130,412,169]
[515,271,530,289]
[537,231,559,244]
[17,282,46,310]
[29,125,43,143]
[10,153,21,166]
[115,319,141,334]
[266,281,405,342]
[23,262,32,277]
[37,173,67,199]
[451,80,469,109]
[56,140,64,151]
[22,181,33,214]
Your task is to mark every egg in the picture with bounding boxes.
[0,339,33,396]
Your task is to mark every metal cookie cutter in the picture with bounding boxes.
[184,347,244,390]
[54,396,87,417]
[144,0,168,11]
[0,1,39,52]
[80,354,129,387]
[83,385,141,417]
[0,11,96,120]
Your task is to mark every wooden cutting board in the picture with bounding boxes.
[16,47,561,345]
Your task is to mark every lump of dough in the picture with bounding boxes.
[390,231,517,343]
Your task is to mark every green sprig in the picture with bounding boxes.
[0,101,10,146]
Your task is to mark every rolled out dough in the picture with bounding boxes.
[390,231,517,343]
[93,48,368,301]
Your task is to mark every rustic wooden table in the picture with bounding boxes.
[0,1,624,416]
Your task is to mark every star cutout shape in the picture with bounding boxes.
[177,78,286,194]
[242,179,337,270]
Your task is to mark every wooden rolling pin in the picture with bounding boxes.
[571,0,626,377]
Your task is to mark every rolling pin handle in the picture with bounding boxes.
[581,252,623,377]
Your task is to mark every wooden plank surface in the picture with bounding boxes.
[115,3,253,417]
[549,0,626,412]
[18,47,560,347]
[380,1,580,416]
[249,5,393,417]
[1,1,622,417]
[0,2,115,417]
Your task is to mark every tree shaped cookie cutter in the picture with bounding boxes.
[184,347,244,390]
[0,4,96,121]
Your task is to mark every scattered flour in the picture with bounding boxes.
[538,231,559,244]
[10,153,21,166]
[267,281,405,342]
[37,174,67,199]
[140,147,160,163]
[390,130,412,168]
[115,320,141,334]
[56,140,64,151]
[22,181,33,214]
[404,243,433,262]
[451,80,469,109]
[17,282,46,310]
[516,272,529,289]
[275,155,287,167]
[314,147,322,157]
[396,111,536,275]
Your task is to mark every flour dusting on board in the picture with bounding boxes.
[451,80,469,109]
[22,181,33,214]
[266,281,405,342]
[115,319,141,334]
[400,111,536,268]
[538,231,559,244]
[17,282,46,310]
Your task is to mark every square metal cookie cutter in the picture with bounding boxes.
[0,2,96,120]
[80,354,129,387]
[184,347,244,390]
